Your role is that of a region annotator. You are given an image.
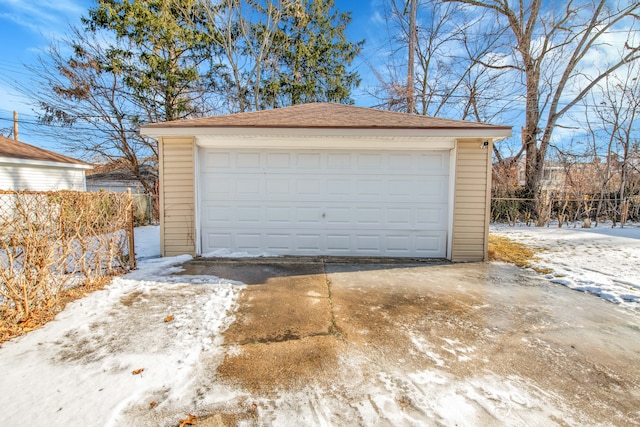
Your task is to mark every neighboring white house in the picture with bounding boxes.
[86,164,156,194]
[0,135,92,191]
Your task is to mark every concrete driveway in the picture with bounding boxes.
[179,258,640,426]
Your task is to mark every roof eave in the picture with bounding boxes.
[140,126,512,140]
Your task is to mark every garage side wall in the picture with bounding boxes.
[159,137,196,256]
[451,139,492,262]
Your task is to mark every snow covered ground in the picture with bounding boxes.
[0,224,638,426]
[0,226,247,426]
[491,222,640,311]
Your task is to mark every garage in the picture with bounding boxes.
[199,149,449,257]
[141,103,511,262]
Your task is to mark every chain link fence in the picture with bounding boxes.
[131,194,159,226]
[0,190,136,328]
[491,195,640,226]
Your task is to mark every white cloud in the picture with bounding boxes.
[370,10,384,25]
[0,0,86,38]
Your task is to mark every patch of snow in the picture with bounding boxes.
[0,224,629,425]
[0,244,244,427]
[491,222,640,311]
[368,369,569,426]
[201,248,279,258]
[134,225,161,259]
[409,333,446,367]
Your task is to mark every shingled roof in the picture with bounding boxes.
[0,135,89,166]
[142,102,511,130]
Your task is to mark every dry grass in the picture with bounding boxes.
[488,234,537,268]
[488,234,554,274]
[0,276,113,344]
[489,234,553,274]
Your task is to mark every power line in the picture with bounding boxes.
[0,116,138,133]
[0,87,637,120]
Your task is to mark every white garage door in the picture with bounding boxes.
[199,149,450,257]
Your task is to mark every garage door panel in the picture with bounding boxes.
[204,151,231,168]
[388,180,415,196]
[327,179,351,195]
[203,173,448,203]
[296,179,323,195]
[236,152,261,168]
[236,233,262,250]
[416,207,448,227]
[266,207,291,223]
[355,207,382,224]
[201,176,230,196]
[295,234,322,251]
[266,153,291,168]
[202,227,448,257]
[355,234,380,251]
[297,207,323,224]
[235,178,261,195]
[203,204,232,223]
[327,153,352,169]
[357,154,383,170]
[419,152,448,170]
[389,152,448,171]
[297,153,322,169]
[199,149,449,257]
[414,233,446,256]
[206,233,232,251]
[203,150,449,173]
[206,202,445,230]
[355,180,382,196]
[415,177,448,197]
[387,235,410,251]
[327,234,351,251]
[265,233,291,250]
[325,207,351,224]
[387,208,411,225]
[266,178,290,194]
[236,206,262,223]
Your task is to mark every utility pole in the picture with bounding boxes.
[406,0,417,114]
[13,111,18,141]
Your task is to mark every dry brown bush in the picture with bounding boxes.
[0,191,135,339]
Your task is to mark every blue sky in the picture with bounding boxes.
[1,1,636,159]
[0,0,93,150]
[0,0,393,153]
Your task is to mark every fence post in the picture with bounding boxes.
[127,189,137,269]
[621,199,628,228]
[148,194,152,225]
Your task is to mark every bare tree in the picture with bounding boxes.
[446,0,640,222]
[373,0,471,115]
[581,60,640,221]
[21,31,158,194]
[373,0,513,122]
[199,0,363,111]
[198,0,283,113]
[407,0,417,113]
[17,0,218,194]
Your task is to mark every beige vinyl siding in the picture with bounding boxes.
[159,137,196,256]
[451,139,492,262]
